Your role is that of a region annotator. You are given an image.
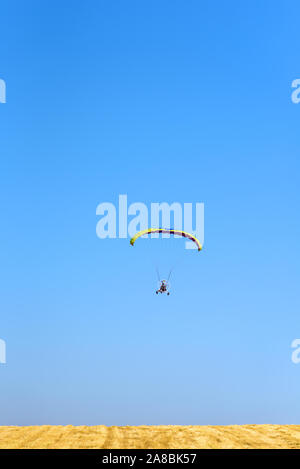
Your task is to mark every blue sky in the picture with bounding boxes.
[0,0,300,425]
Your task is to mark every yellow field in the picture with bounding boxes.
[0,425,299,449]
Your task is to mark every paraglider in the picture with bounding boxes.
[156,279,170,295]
[130,228,202,295]
[155,267,171,295]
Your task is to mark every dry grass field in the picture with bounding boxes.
[0,425,299,449]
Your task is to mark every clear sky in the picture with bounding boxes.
[0,0,299,425]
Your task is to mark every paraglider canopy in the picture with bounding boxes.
[130,228,202,251]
